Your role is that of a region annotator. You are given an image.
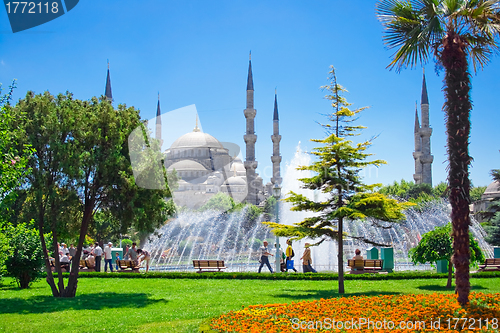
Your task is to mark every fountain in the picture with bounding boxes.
[142,143,493,272]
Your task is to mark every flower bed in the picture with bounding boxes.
[210,292,500,332]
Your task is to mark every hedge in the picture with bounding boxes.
[48,270,500,280]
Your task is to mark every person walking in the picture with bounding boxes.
[257,241,274,273]
[285,239,297,272]
[92,242,103,272]
[300,243,317,273]
[104,242,114,272]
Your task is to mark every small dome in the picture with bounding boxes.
[222,176,247,187]
[170,131,223,149]
[231,160,246,173]
[167,160,207,172]
[482,181,500,199]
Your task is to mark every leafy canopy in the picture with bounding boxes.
[409,222,484,265]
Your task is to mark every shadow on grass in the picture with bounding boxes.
[0,284,47,291]
[0,292,168,314]
[417,284,488,291]
[274,289,400,300]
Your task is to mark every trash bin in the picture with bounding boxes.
[366,247,379,260]
[494,247,500,259]
[436,259,448,273]
[381,247,394,273]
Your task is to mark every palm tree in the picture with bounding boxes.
[377,0,500,306]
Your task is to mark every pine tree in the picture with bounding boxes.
[265,66,411,293]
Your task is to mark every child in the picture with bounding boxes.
[115,252,121,271]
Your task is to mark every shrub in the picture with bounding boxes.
[4,223,45,288]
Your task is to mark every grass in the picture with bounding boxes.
[1,275,499,333]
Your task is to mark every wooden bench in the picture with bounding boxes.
[347,259,383,273]
[116,259,140,273]
[193,260,226,273]
[79,259,95,272]
[478,258,500,272]
[49,258,71,272]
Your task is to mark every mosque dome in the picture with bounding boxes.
[167,160,207,172]
[170,130,223,149]
[482,181,500,199]
[222,176,247,187]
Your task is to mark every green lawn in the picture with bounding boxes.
[1,276,499,333]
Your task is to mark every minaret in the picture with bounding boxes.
[413,71,433,185]
[413,102,423,184]
[271,89,282,186]
[155,92,163,150]
[105,60,113,102]
[244,52,259,205]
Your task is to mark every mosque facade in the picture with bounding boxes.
[138,56,281,209]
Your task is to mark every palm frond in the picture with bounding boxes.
[377,0,444,70]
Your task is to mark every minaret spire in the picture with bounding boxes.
[155,92,163,150]
[247,52,254,91]
[193,114,200,132]
[421,68,429,105]
[271,89,282,186]
[105,60,113,102]
[414,101,420,131]
[244,53,259,205]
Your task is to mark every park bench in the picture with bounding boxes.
[478,258,500,272]
[79,259,95,272]
[347,259,383,274]
[116,259,140,272]
[192,260,226,273]
[49,258,71,272]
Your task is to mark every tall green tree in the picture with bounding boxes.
[377,0,500,306]
[10,92,173,297]
[265,67,410,294]
[410,223,484,288]
[0,81,33,208]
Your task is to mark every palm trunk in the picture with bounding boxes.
[441,31,472,306]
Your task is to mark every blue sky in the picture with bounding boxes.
[1,0,499,188]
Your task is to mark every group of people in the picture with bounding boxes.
[121,243,151,273]
[49,241,151,273]
[258,239,317,274]
[258,241,365,274]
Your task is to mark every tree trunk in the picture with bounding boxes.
[63,197,95,297]
[446,259,453,289]
[36,189,60,297]
[441,31,472,306]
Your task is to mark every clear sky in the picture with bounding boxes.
[1,0,499,188]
